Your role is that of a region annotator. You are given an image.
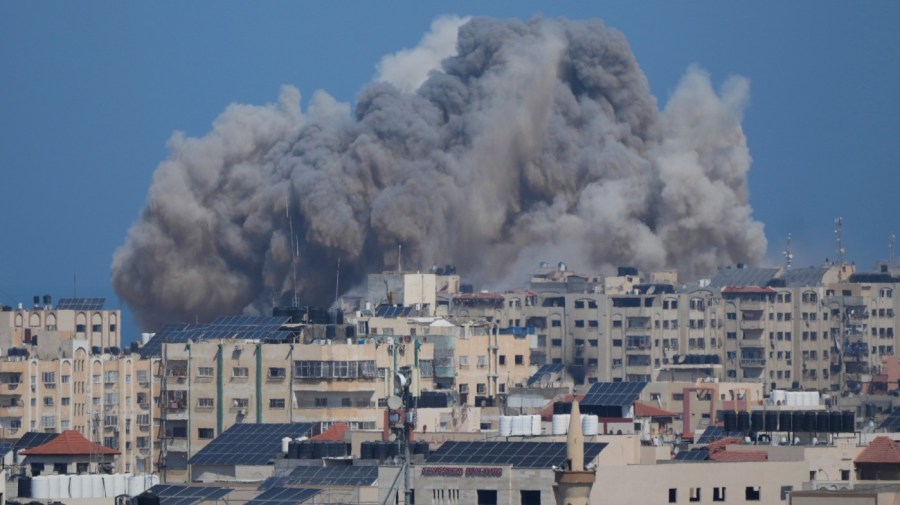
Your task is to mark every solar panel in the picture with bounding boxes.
[55,297,106,310]
[260,465,378,490]
[674,449,709,461]
[13,432,57,451]
[580,381,648,407]
[426,441,606,468]
[374,305,414,318]
[145,484,232,505]
[526,364,566,386]
[246,487,322,505]
[0,441,14,457]
[879,408,900,431]
[188,423,314,466]
[696,426,745,444]
[138,315,292,358]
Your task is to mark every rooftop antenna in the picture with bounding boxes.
[783,233,793,271]
[890,232,896,266]
[334,257,341,306]
[834,217,845,266]
[286,196,299,308]
[398,244,402,273]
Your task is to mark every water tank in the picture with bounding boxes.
[282,436,292,454]
[113,473,127,496]
[70,474,84,498]
[764,411,778,431]
[785,391,798,406]
[842,411,856,433]
[136,492,161,505]
[771,390,787,405]
[553,402,571,415]
[792,411,806,432]
[582,415,599,436]
[32,476,49,500]
[552,414,570,435]
[48,475,60,499]
[414,441,430,455]
[816,411,830,433]
[498,416,512,437]
[737,411,750,431]
[779,411,793,432]
[18,476,32,498]
[298,441,313,459]
[90,475,104,497]
[58,474,70,499]
[830,411,843,434]
[374,441,389,461]
[311,441,326,459]
[804,411,817,432]
[723,411,737,432]
[79,475,92,499]
[386,441,400,458]
[531,415,542,436]
[360,441,374,460]
[128,475,146,497]
[750,411,764,432]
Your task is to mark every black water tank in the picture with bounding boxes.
[386,441,400,458]
[374,441,389,461]
[779,411,793,432]
[298,441,313,459]
[286,441,298,459]
[830,411,842,434]
[737,411,750,432]
[17,476,31,498]
[360,441,374,459]
[816,411,830,433]
[311,441,326,459]
[793,411,807,432]
[136,492,161,505]
[842,411,855,433]
[804,411,817,432]
[554,402,571,415]
[750,411,764,432]
[414,440,429,455]
[723,411,737,432]
[765,411,778,431]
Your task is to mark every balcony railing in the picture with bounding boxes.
[740,358,766,367]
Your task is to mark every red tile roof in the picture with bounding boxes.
[540,394,584,421]
[710,450,768,462]
[311,423,349,442]
[855,436,900,464]
[634,402,677,418]
[20,430,119,456]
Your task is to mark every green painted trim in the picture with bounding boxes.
[256,343,263,423]
[216,344,223,435]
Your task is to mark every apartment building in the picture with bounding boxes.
[0,297,121,353]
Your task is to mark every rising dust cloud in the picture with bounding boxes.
[111,17,767,329]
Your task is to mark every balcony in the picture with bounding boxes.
[740,358,766,367]
[741,319,765,330]
[2,382,22,393]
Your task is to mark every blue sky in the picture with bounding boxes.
[1,2,898,340]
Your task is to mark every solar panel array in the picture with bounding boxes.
[426,441,606,468]
[580,381,648,407]
[145,484,232,505]
[526,364,566,386]
[696,426,745,444]
[674,449,709,461]
[246,487,322,505]
[138,316,291,358]
[260,465,378,490]
[878,408,900,431]
[55,297,105,310]
[188,423,314,466]
[374,305,414,318]
[0,441,13,457]
[13,431,57,451]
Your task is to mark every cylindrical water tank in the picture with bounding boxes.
[80,475,93,499]
[816,411,830,433]
[414,441,430,455]
[360,441,374,459]
[750,411,764,432]
[553,401,571,414]
[102,474,114,497]
[298,442,313,459]
[32,476,49,500]
[842,411,856,433]
[552,414,570,435]
[70,474,83,498]
[48,474,60,499]
[18,475,32,498]
[374,441,388,461]
[772,390,786,405]
[779,411,793,432]
[737,411,750,432]
[282,436,292,454]
[386,441,400,458]
[804,411,817,432]
[58,474,70,499]
[137,491,161,505]
[582,415,599,436]
[532,415,542,436]
[91,475,104,497]
[113,473,127,496]
[765,411,778,431]
[810,391,820,406]
[785,392,798,406]
[723,411,737,432]
[792,411,806,432]
[129,475,146,497]
[830,411,843,434]
[499,416,512,437]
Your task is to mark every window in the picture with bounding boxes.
[341,397,352,407]
[61,375,70,384]
[268,367,286,379]
[137,370,149,383]
[476,383,487,394]
[314,397,327,407]
[43,397,54,406]
[689,488,700,502]
[233,367,249,378]
[269,398,286,409]
[459,356,469,367]
[499,355,506,366]
[233,398,250,408]
[137,414,150,426]
[551,320,562,327]
[515,354,524,365]
[197,367,214,378]
[552,339,562,347]
[198,428,215,439]
[780,486,792,500]
[745,486,761,501]
[42,372,55,383]
[61,397,70,406]
[668,488,677,503]
[459,384,469,394]
[197,398,214,409]
[713,487,726,501]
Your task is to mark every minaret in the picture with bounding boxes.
[554,399,596,505]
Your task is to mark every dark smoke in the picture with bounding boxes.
[112,17,766,329]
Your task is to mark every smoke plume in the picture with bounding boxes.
[112,17,767,329]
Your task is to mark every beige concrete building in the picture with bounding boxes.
[0,297,122,355]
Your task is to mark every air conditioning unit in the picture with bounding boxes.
[239,408,246,416]
[234,344,243,352]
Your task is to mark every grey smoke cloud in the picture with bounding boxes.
[112,17,767,329]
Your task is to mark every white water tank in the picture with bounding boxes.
[282,436,292,453]
[521,415,534,436]
[531,415,542,436]
[32,476,49,499]
[498,416,512,437]
[102,474,114,497]
[113,473,127,496]
[582,414,600,436]
[785,391,797,406]
[91,474,104,497]
[150,473,161,487]
[80,475,92,498]
[810,391,820,406]
[58,474,70,499]
[552,414,570,435]
[772,390,786,405]
[48,474,60,499]
[69,474,83,498]
[511,416,526,436]
[128,475,147,497]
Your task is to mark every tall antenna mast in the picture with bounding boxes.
[783,233,793,271]
[398,244,402,273]
[335,257,341,306]
[834,217,845,265]
[286,196,299,308]
[891,232,896,267]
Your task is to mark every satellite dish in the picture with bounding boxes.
[387,396,403,410]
